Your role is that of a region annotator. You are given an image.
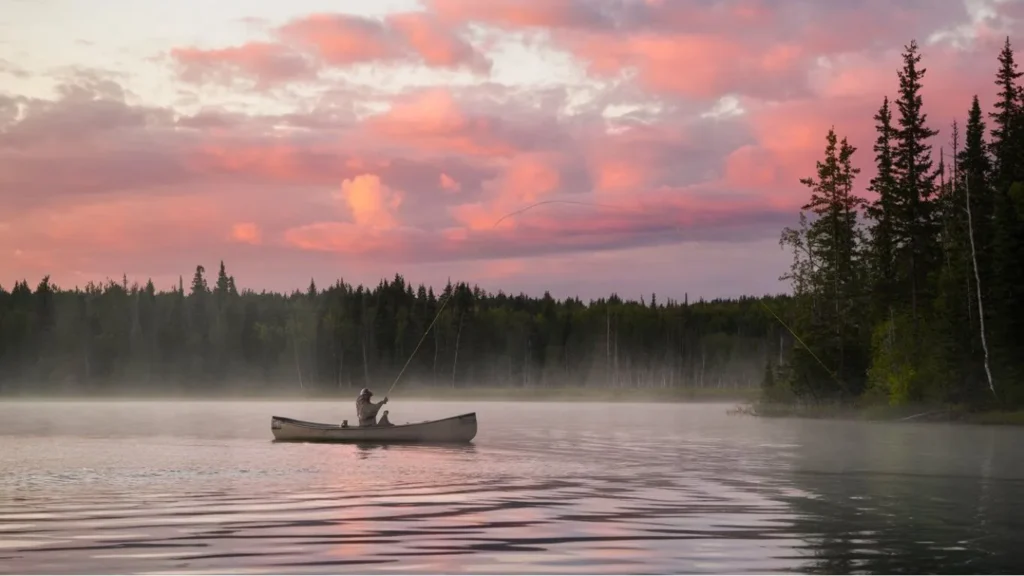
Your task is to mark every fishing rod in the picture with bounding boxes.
[384,286,454,398]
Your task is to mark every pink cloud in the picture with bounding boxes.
[450,152,567,231]
[230,222,262,245]
[172,11,490,86]
[428,0,611,29]
[188,141,343,186]
[337,174,404,230]
[3,1,1016,298]
[585,124,697,195]
[171,42,316,87]
[440,172,462,192]
[593,157,648,194]
[429,0,973,101]
[278,173,407,257]
[0,192,225,285]
[497,152,563,203]
[384,12,490,73]
[362,89,521,158]
[278,13,402,65]
[282,222,405,256]
[568,32,810,100]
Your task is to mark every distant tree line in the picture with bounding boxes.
[0,261,794,396]
[768,38,1024,410]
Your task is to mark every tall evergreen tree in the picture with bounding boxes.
[958,97,995,294]
[988,37,1024,404]
[932,124,974,402]
[866,96,899,318]
[781,128,869,399]
[990,37,1023,187]
[891,40,940,325]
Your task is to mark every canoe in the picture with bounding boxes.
[270,412,477,444]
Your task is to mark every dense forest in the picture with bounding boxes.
[2,38,1023,409]
[767,38,1024,410]
[0,264,792,396]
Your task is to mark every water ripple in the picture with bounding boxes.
[2,400,1023,574]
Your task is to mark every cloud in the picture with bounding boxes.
[230,222,263,245]
[171,42,317,87]
[428,0,616,30]
[440,172,462,192]
[171,11,490,87]
[2,0,1014,297]
[360,88,526,158]
[337,174,404,230]
[283,221,406,256]
[567,33,810,101]
[0,81,193,212]
[381,12,491,72]
[0,59,29,79]
[430,0,975,101]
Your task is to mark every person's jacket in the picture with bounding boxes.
[356,395,385,426]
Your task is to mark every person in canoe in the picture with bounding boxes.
[356,388,388,426]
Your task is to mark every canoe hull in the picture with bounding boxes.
[270,412,477,444]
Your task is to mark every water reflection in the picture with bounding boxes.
[779,419,1024,574]
[0,401,1021,574]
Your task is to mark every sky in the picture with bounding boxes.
[1,0,1022,301]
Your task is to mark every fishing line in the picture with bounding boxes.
[385,200,629,397]
[756,298,840,384]
[383,198,839,396]
[385,286,454,398]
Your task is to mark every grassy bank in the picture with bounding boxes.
[733,400,1024,426]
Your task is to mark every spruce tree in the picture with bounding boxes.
[990,37,1022,186]
[781,129,868,399]
[866,96,899,318]
[932,125,973,402]
[958,97,995,293]
[988,38,1024,404]
[892,39,940,328]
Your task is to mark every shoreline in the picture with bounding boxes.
[0,386,760,404]
[733,401,1024,426]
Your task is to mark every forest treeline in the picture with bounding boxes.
[0,262,794,396]
[767,38,1024,410]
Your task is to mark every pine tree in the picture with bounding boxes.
[988,38,1024,404]
[932,125,973,402]
[213,261,231,311]
[892,39,940,328]
[866,96,899,318]
[190,266,208,297]
[958,97,995,294]
[990,37,1022,186]
[781,128,869,399]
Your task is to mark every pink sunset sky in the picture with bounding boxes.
[1,0,1021,300]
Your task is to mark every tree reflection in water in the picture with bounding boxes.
[780,421,1023,574]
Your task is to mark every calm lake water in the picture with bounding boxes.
[0,400,1022,574]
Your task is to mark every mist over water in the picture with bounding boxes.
[1,400,1022,574]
